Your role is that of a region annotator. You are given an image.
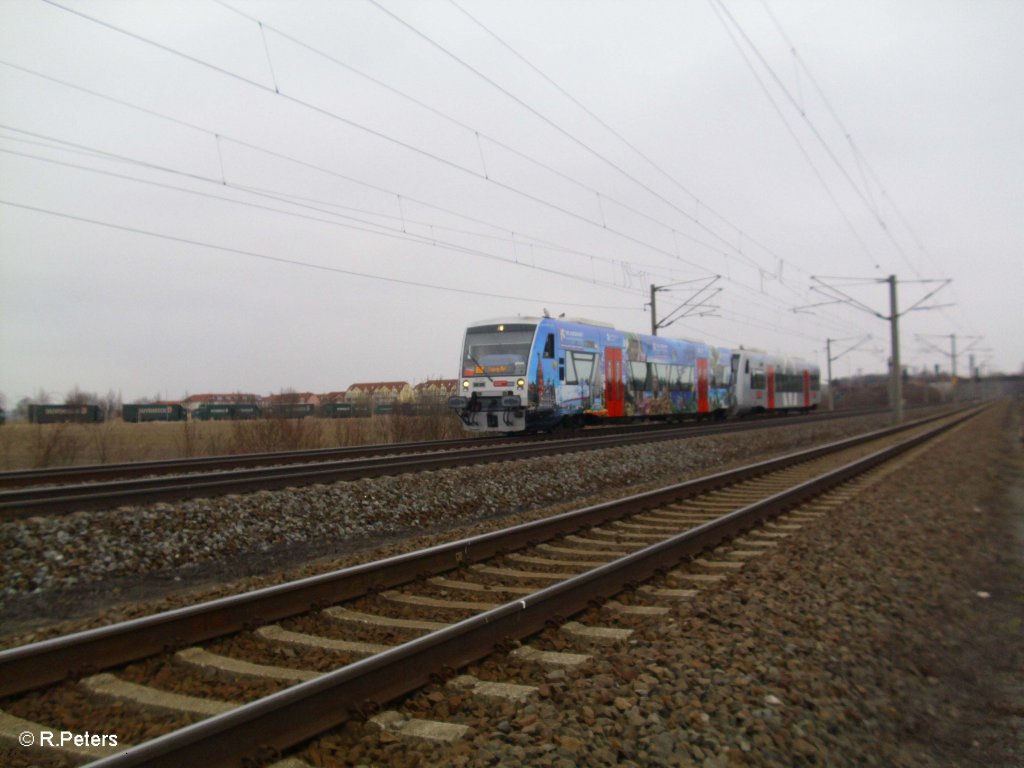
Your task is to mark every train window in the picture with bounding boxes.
[463,324,536,376]
[651,363,671,390]
[670,365,685,392]
[751,372,766,390]
[744,359,750,374]
[566,351,596,385]
[543,334,555,359]
[629,361,649,391]
[674,365,693,393]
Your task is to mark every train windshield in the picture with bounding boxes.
[462,323,536,377]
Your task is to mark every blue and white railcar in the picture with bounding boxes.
[449,317,732,433]
[730,349,821,415]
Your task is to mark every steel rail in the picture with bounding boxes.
[0,422,692,488]
[0,420,737,489]
[0,408,966,697]
[0,407,888,490]
[80,406,980,767]
[0,409,873,517]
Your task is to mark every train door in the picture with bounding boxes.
[604,347,624,417]
[696,358,709,413]
[766,365,776,410]
[803,369,811,409]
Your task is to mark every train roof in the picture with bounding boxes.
[466,316,615,329]
[466,317,542,327]
[734,348,820,368]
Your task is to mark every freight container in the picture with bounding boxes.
[123,404,186,422]
[269,403,314,419]
[320,402,353,418]
[28,404,104,424]
[192,404,232,421]
[230,404,261,420]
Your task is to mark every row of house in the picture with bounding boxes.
[176,380,458,416]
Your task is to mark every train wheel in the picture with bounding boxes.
[560,414,584,431]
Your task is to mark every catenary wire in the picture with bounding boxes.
[706,0,884,275]
[213,0,736,265]
[363,0,781,277]
[18,3,877,350]
[713,0,929,280]
[444,0,819,299]
[757,0,971,338]
[0,144,664,295]
[0,60,683,288]
[38,0,726,281]
[1,45,830,330]
[0,197,638,310]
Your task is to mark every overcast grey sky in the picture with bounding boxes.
[1,0,1021,405]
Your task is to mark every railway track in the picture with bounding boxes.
[0,409,884,518]
[0,405,981,767]
[0,410,886,490]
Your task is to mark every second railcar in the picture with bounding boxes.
[730,349,821,415]
[449,317,732,433]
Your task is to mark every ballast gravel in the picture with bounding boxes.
[0,416,894,617]
[0,407,1020,768]
[296,403,1022,768]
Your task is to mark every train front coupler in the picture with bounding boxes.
[448,393,525,432]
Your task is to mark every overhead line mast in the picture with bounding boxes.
[800,275,952,423]
[648,278,721,336]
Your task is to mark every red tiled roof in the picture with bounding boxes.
[182,393,258,404]
[413,379,458,392]
[347,381,410,394]
[266,392,318,404]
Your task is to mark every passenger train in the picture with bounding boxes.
[448,316,820,433]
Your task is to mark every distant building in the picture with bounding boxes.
[258,392,321,408]
[413,379,458,405]
[319,391,349,404]
[346,381,413,407]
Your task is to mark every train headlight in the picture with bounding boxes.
[516,378,525,388]
[462,380,470,390]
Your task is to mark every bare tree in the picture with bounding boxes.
[65,386,97,406]
[14,397,32,420]
[278,388,301,404]
[102,389,122,419]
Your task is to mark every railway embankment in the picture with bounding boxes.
[1,414,896,636]
[291,402,1021,767]
[0,404,1019,766]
